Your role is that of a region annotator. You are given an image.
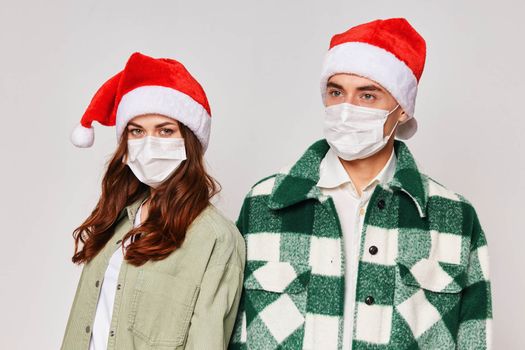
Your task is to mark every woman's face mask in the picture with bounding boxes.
[125,136,187,188]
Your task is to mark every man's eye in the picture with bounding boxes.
[362,93,375,100]
[329,90,342,97]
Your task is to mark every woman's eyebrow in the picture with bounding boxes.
[127,122,143,128]
[127,121,178,128]
[155,122,178,128]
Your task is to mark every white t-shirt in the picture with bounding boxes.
[88,201,144,350]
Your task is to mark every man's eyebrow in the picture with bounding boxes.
[356,84,384,92]
[326,82,344,90]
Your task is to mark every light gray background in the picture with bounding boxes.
[1,0,523,348]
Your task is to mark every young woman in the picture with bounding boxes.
[61,52,245,350]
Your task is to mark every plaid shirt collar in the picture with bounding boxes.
[267,139,429,217]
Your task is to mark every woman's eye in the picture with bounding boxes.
[160,128,174,136]
[129,129,143,136]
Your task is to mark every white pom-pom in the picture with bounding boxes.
[70,123,95,148]
[396,117,418,140]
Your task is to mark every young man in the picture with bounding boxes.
[229,18,492,349]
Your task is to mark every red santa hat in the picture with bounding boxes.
[320,18,426,139]
[70,52,212,150]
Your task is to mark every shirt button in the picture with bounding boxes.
[377,199,386,210]
[117,284,121,290]
[95,280,100,287]
[365,296,375,305]
[110,330,115,337]
[369,246,378,255]
[359,207,365,216]
[85,325,91,333]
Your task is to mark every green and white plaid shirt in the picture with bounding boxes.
[229,139,492,350]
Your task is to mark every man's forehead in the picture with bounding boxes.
[325,73,399,105]
[327,73,385,90]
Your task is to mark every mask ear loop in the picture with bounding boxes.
[387,104,400,116]
[387,120,399,139]
[385,104,401,140]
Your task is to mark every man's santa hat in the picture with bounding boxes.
[70,52,212,150]
[320,18,426,139]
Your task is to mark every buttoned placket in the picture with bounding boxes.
[84,236,125,349]
[345,180,378,346]
[105,198,146,349]
[85,233,129,349]
[316,148,396,350]
[85,196,147,350]
[105,240,130,349]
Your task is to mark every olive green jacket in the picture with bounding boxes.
[61,193,246,350]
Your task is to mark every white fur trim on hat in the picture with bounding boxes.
[320,42,419,139]
[70,123,95,148]
[115,85,212,151]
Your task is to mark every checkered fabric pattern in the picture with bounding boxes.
[228,139,492,350]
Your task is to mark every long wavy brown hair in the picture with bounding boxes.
[71,123,219,266]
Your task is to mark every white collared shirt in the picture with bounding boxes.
[316,148,397,350]
[89,200,145,350]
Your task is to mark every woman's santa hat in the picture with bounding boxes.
[320,18,426,139]
[70,52,212,150]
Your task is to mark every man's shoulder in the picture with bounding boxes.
[246,164,294,198]
[422,173,476,211]
[245,139,329,199]
[421,174,487,248]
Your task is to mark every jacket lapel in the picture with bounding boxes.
[388,141,429,218]
[116,190,150,223]
[267,140,329,210]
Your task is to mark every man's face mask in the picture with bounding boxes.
[323,102,400,161]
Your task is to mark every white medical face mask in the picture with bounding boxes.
[323,102,399,161]
[126,136,187,188]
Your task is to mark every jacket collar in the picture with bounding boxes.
[267,139,429,217]
[116,190,150,223]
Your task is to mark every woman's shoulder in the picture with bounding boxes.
[188,204,246,267]
[190,205,239,240]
